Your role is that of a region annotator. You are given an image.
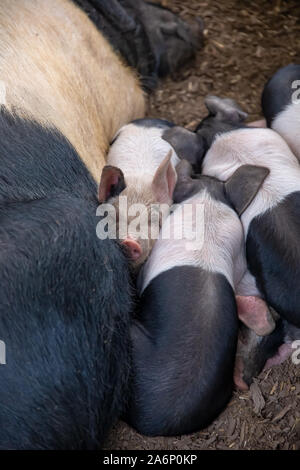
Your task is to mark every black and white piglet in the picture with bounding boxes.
[262,63,300,161]
[202,97,300,328]
[100,118,205,267]
[127,160,268,436]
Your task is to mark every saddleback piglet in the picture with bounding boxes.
[100,118,206,267]
[202,96,300,329]
[262,64,300,161]
[126,159,268,436]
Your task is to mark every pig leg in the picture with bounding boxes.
[90,0,136,31]
[127,0,204,76]
[234,320,285,390]
[264,322,300,369]
[263,343,293,369]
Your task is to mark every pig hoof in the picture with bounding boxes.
[137,3,204,76]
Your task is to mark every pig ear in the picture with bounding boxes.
[204,95,248,123]
[98,165,126,203]
[162,126,206,172]
[173,160,196,203]
[176,159,194,179]
[152,150,177,203]
[225,164,269,216]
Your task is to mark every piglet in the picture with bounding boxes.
[126,160,268,436]
[99,118,205,267]
[202,95,300,329]
[262,64,300,161]
[98,119,178,266]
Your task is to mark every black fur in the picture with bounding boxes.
[127,266,238,436]
[173,161,268,217]
[72,0,202,91]
[194,95,250,153]
[262,64,300,127]
[0,111,133,449]
[239,319,285,387]
[132,118,174,129]
[173,171,231,208]
[163,126,206,173]
[195,115,248,152]
[239,317,300,386]
[0,110,96,203]
[246,192,300,327]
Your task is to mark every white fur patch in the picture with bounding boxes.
[202,128,300,234]
[272,101,300,161]
[107,123,180,178]
[139,190,246,293]
[236,269,262,297]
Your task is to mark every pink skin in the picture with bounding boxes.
[233,294,287,391]
[233,123,274,388]
[233,340,293,391]
[247,119,266,128]
[122,237,143,261]
[263,343,293,370]
[234,349,249,391]
[236,295,275,336]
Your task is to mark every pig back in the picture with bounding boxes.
[127,264,239,436]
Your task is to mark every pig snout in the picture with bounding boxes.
[122,236,143,261]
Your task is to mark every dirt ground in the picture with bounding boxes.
[105,0,300,451]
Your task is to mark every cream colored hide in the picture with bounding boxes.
[0,0,145,180]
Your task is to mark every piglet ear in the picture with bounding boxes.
[225,164,269,216]
[162,126,205,173]
[152,150,177,204]
[176,159,194,179]
[204,95,248,123]
[98,165,126,203]
[173,160,195,204]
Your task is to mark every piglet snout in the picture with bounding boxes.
[122,237,142,261]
